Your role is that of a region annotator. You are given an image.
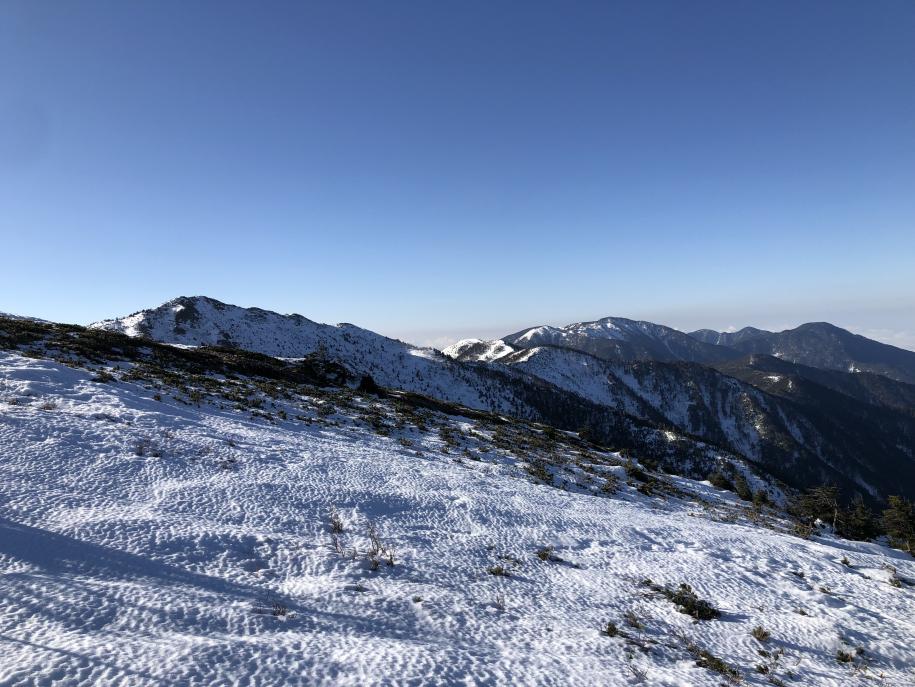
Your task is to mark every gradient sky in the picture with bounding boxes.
[2,1,914,349]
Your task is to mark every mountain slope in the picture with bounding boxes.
[690,326,772,347]
[447,343,915,502]
[715,354,915,418]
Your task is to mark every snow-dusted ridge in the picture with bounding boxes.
[502,316,744,364]
[2,331,915,685]
[90,296,533,413]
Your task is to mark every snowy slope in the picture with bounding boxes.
[3,350,915,686]
[441,338,516,363]
[494,345,658,420]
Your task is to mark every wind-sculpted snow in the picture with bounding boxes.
[2,350,915,686]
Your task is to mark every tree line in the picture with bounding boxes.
[791,485,915,553]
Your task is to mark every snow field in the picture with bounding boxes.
[1,351,914,686]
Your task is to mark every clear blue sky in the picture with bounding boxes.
[2,1,914,349]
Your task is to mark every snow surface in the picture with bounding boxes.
[2,350,915,686]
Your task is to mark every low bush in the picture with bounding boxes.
[644,581,720,620]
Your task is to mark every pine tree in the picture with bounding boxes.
[882,496,915,553]
[793,484,841,530]
[707,470,734,492]
[840,494,877,541]
[734,474,753,501]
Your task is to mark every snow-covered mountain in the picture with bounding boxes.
[3,320,915,686]
[91,296,543,413]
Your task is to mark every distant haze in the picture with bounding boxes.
[387,301,915,352]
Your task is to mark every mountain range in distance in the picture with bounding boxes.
[78,296,915,504]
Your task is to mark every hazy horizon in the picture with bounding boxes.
[3,294,914,353]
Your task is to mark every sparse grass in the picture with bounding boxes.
[688,643,740,683]
[755,647,787,685]
[623,609,644,630]
[752,625,771,642]
[602,621,619,637]
[487,565,510,577]
[365,519,396,568]
[601,474,619,494]
[644,581,720,620]
[526,459,552,484]
[624,649,648,682]
[624,459,650,482]
[836,649,854,663]
[329,507,345,534]
[535,545,556,561]
[793,522,814,539]
[92,370,115,383]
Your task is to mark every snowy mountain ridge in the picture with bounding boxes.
[90,296,538,414]
[503,316,742,364]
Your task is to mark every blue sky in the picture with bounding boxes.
[2,1,914,349]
